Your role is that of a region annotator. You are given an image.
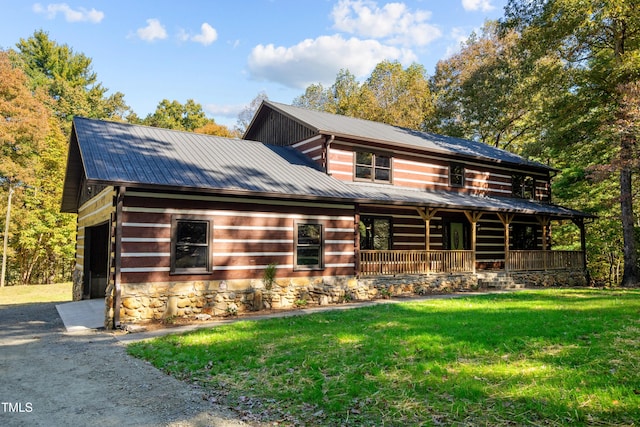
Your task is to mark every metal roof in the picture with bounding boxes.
[61,117,591,219]
[260,101,554,171]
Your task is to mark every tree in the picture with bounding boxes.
[503,0,640,286]
[15,30,132,123]
[1,50,73,285]
[428,21,566,154]
[6,31,133,285]
[143,99,212,131]
[236,91,268,134]
[295,61,434,131]
[194,122,239,138]
[362,61,433,130]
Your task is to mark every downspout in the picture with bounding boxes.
[113,185,125,329]
[324,135,335,174]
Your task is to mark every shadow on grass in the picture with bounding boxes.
[128,289,640,426]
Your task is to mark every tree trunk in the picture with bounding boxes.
[620,163,639,286]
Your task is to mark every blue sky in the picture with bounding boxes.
[0,0,507,127]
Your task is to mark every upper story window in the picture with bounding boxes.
[294,222,324,270]
[171,216,212,274]
[512,174,535,199]
[450,163,465,187]
[355,152,391,183]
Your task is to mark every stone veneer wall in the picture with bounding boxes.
[508,270,588,287]
[113,273,481,327]
[110,269,588,328]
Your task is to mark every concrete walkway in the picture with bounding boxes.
[55,299,104,331]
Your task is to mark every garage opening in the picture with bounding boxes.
[83,222,110,299]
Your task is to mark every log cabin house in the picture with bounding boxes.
[61,101,594,328]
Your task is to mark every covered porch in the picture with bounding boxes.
[357,206,590,277]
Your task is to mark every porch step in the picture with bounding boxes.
[477,272,526,289]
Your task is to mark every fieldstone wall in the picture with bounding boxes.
[72,268,83,301]
[509,270,588,287]
[114,272,482,327]
[111,269,588,328]
[117,275,359,326]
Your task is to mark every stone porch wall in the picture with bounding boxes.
[508,269,588,287]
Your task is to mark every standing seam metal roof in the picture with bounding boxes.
[261,101,554,171]
[61,116,590,219]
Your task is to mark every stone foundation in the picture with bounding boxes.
[116,275,359,327]
[108,269,588,329]
[509,270,588,287]
[72,268,83,301]
[114,273,481,328]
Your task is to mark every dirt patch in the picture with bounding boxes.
[0,302,248,427]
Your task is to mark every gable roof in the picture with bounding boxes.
[61,117,359,212]
[250,101,554,172]
[61,116,591,219]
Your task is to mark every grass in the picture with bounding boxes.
[127,289,640,426]
[0,282,73,305]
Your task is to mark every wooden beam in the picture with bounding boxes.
[416,207,439,221]
[416,208,439,254]
[463,211,483,274]
[496,213,515,271]
[536,215,551,251]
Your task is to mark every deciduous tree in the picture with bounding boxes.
[503,0,640,286]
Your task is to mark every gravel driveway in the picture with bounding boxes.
[0,302,247,427]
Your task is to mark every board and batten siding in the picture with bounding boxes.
[118,191,357,284]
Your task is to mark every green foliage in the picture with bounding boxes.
[294,60,433,130]
[1,30,134,284]
[503,0,640,285]
[129,289,640,426]
[262,263,277,291]
[142,98,212,131]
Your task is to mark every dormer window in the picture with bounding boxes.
[355,152,391,182]
[450,163,465,187]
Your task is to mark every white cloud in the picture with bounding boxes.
[136,18,167,42]
[331,0,441,47]
[190,23,218,46]
[461,0,495,12]
[248,34,417,89]
[205,103,243,118]
[32,3,104,23]
[443,27,472,58]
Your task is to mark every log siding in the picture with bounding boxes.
[322,141,551,199]
[118,192,357,284]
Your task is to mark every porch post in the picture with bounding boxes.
[497,213,515,271]
[416,207,439,273]
[572,217,589,280]
[537,215,551,270]
[464,211,483,274]
[355,204,361,276]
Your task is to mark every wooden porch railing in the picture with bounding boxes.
[359,250,474,275]
[359,250,584,276]
[506,250,585,271]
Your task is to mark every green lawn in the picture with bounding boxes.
[128,289,640,426]
[0,282,72,305]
